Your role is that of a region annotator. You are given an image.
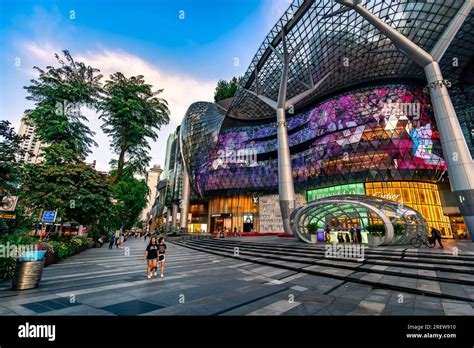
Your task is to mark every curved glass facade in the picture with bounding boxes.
[180,102,226,197]
[159,0,473,239]
[196,84,446,195]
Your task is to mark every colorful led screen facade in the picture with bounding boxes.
[196,84,447,195]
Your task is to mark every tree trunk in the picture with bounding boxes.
[113,146,126,184]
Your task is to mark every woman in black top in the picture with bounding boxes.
[143,236,159,279]
[157,237,167,278]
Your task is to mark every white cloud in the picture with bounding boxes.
[21,42,216,172]
[264,0,294,29]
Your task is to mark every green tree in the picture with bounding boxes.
[24,50,103,161]
[109,168,148,230]
[99,72,170,183]
[20,161,113,233]
[213,76,242,102]
[0,121,28,234]
[0,121,25,201]
[20,50,112,233]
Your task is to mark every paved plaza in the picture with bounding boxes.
[0,237,473,316]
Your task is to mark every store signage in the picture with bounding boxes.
[1,196,18,212]
[0,214,16,219]
[371,192,401,201]
[211,213,232,218]
[42,211,57,223]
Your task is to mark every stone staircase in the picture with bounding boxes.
[172,238,474,302]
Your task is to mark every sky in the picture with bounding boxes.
[0,0,293,172]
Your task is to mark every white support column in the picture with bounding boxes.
[336,0,474,238]
[243,32,331,235]
[180,169,190,233]
[171,203,178,231]
[274,33,296,235]
[424,62,474,237]
[276,107,296,234]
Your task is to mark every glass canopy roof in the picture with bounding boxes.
[227,0,474,120]
[290,194,428,245]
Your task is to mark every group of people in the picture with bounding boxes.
[324,224,362,244]
[143,236,167,279]
[215,226,242,238]
[106,229,168,279]
[107,233,127,249]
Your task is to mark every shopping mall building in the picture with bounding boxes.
[150,0,474,239]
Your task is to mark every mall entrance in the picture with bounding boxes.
[211,214,232,234]
[208,195,260,234]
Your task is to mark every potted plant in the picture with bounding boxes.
[391,223,406,244]
[306,222,318,243]
[366,224,385,247]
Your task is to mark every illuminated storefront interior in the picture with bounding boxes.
[307,183,365,201]
[365,182,452,238]
[208,196,259,233]
[307,182,454,238]
[187,204,208,234]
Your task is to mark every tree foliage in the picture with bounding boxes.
[0,121,28,234]
[213,76,242,102]
[20,50,110,233]
[15,51,169,235]
[24,50,103,160]
[109,168,149,230]
[20,162,113,230]
[99,72,170,183]
[0,121,25,201]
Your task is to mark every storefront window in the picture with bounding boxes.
[307,183,365,201]
[243,213,254,232]
[365,181,452,237]
[208,196,259,233]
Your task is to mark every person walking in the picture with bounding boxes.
[350,226,358,244]
[157,237,167,278]
[143,236,159,279]
[108,234,115,249]
[356,225,362,244]
[114,230,120,248]
[325,224,331,243]
[431,227,444,249]
[234,226,237,237]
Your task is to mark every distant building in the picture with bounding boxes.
[141,164,163,223]
[17,115,45,164]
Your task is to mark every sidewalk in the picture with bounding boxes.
[1,237,473,316]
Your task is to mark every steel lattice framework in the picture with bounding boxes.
[227,0,474,120]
